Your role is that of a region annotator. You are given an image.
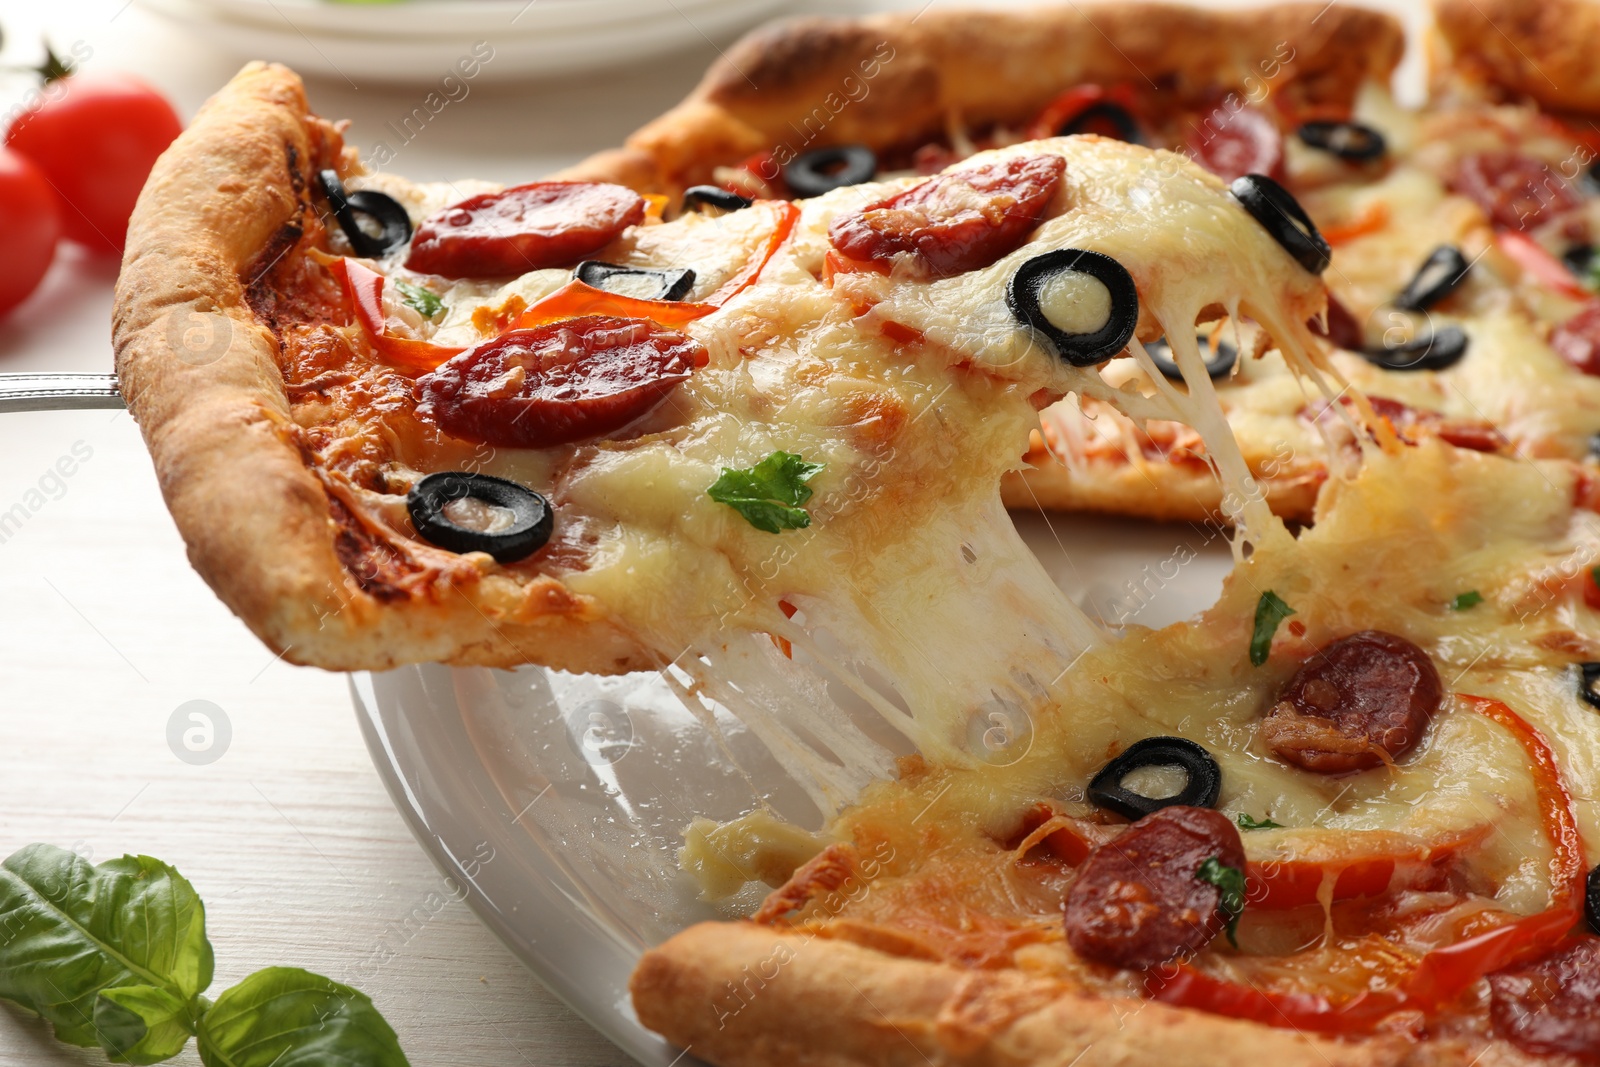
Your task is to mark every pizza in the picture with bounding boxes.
[557,0,1600,524]
[104,2,1600,1066]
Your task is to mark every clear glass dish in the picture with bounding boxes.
[350,513,1232,1064]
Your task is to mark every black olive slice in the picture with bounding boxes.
[1008,248,1140,367]
[407,471,553,563]
[682,185,752,213]
[1579,663,1600,710]
[1145,334,1239,382]
[1296,120,1387,162]
[1589,431,1600,459]
[1087,737,1223,821]
[1058,101,1143,144]
[1230,174,1331,274]
[1394,246,1471,312]
[782,144,877,198]
[575,261,696,301]
[1361,325,1469,372]
[318,169,413,258]
[1587,865,1600,935]
[1564,244,1596,279]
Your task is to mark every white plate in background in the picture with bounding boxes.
[135,0,788,83]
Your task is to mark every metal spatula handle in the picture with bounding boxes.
[0,373,124,413]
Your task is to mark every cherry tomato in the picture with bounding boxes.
[6,74,182,254]
[0,149,61,319]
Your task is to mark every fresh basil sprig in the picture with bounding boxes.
[707,450,824,533]
[0,844,409,1066]
[1235,813,1283,831]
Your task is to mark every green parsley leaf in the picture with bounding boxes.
[394,280,444,320]
[1249,590,1295,666]
[1196,856,1247,948]
[197,968,409,1067]
[707,451,824,533]
[1235,813,1283,831]
[1450,590,1484,611]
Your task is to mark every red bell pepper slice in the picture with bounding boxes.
[514,200,801,332]
[331,258,464,374]
[1498,230,1592,301]
[1028,84,1142,142]
[1246,824,1492,911]
[1150,695,1584,1032]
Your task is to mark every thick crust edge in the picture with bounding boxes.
[630,921,1408,1067]
[112,63,652,673]
[555,2,1405,198]
[1432,0,1600,116]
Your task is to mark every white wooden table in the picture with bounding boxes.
[0,1,1432,1063]
[0,4,761,1063]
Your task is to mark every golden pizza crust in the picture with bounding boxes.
[1432,0,1600,115]
[1001,451,1323,524]
[555,2,1404,199]
[631,921,1408,1067]
[112,63,653,672]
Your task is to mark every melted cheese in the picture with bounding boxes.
[340,139,1600,942]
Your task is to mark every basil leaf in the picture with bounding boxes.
[0,845,213,1048]
[707,451,824,533]
[1450,590,1483,611]
[393,280,443,320]
[1249,590,1295,666]
[94,985,196,1064]
[1235,813,1283,830]
[1196,856,1247,948]
[197,968,409,1067]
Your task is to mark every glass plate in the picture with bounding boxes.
[350,512,1234,1064]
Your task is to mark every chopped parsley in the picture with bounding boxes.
[394,279,444,320]
[1196,856,1247,948]
[1450,590,1484,611]
[707,451,824,533]
[1249,590,1295,666]
[1235,813,1283,831]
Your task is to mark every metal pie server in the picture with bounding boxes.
[0,373,124,413]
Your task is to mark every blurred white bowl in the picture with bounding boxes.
[137,0,789,84]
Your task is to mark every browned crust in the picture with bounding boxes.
[555,2,1405,199]
[631,921,1409,1067]
[1000,457,1322,524]
[1431,0,1600,115]
[112,63,652,672]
